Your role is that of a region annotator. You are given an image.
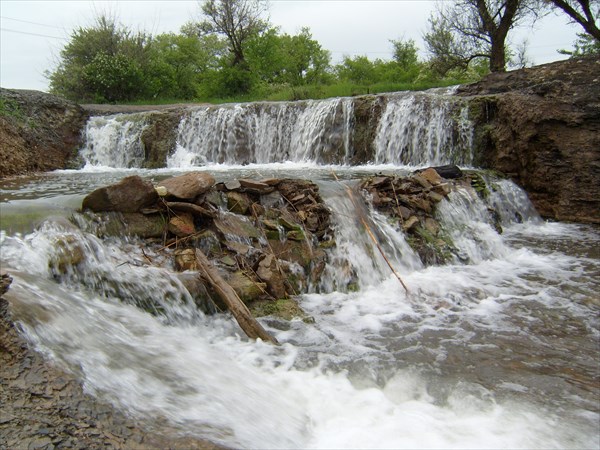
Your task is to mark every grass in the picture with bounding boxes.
[118,77,478,106]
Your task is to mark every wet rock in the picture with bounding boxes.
[174,248,198,271]
[82,176,158,213]
[431,164,464,179]
[119,213,166,238]
[214,213,260,241]
[403,216,419,231]
[174,272,217,314]
[50,234,85,274]
[158,172,215,200]
[419,167,444,186]
[227,271,266,303]
[168,213,195,237]
[250,298,313,322]
[238,179,275,194]
[256,255,287,299]
[1,272,12,297]
[226,191,252,215]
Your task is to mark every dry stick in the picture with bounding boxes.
[331,171,410,295]
[194,248,279,345]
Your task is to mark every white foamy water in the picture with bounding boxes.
[373,91,473,166]
[1,168,598,449]
[174,98,354,165]
[80,114,149,168]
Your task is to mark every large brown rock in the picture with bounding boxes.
[158,172,215,200]
[81,176,158,213]
[0,89,87,178]
[460,56,600,223]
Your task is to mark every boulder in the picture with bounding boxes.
[82,176,158,213]
[419,167,444,186]
[158,172,215,200]
[226,191,252,215]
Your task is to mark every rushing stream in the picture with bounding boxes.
[0,90,599,449]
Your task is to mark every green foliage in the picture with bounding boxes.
[46,7,488,105]
[48,15,153,102]
[559,33,600,56]
[0,96,25,121]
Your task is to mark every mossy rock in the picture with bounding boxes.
[250,298,313,323]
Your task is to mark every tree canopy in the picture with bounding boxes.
[46,0,598,103]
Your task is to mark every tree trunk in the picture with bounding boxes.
[489,39,507,72]
[194,249,278,344]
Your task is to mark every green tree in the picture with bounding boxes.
[335,56,378,85]
[48,15,153,102]
[280,28,332,85]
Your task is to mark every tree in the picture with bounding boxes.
[335,55,378,85]
[196,0,268,66]
[559,31,600,55]
[390,38,419,70]
[48,15,153,102]
[546,0,600,41]
[424,0,540,73]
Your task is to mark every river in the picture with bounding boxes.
[0,90,598,449]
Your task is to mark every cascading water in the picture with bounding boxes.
[374,89,473,166]
[78,89,472,170]
[1,91,598,448]
[173,98,354,166]
[79,114,150,168]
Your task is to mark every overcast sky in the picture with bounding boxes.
[1,0,583,92]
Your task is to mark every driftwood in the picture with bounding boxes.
[194,249,279,344]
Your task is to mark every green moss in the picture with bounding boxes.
[250,298,313,323]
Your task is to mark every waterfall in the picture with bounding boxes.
[78,90,473,169]
[317,180,422,291]
[80,114,149,168]
[373,90,473,166]
[174,98,354,166]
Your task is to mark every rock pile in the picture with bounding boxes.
[359,165,466,265]
[79,171,333,321]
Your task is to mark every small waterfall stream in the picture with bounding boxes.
[1,89,598,449]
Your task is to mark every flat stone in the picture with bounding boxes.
[239,179,275,194]
[158,172,215,200]
[403,216,420,231]
[420,168,444,186]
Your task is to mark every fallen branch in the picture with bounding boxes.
[194,249,279,344]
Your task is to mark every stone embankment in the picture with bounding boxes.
[458,56,600,223]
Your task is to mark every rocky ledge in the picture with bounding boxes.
[458,55,600,224]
